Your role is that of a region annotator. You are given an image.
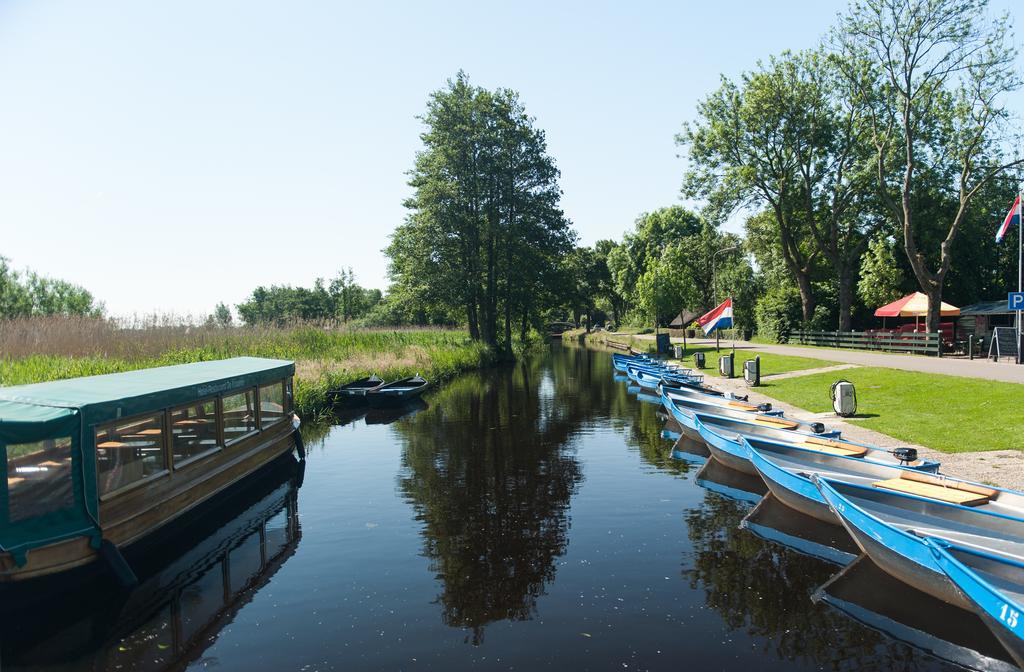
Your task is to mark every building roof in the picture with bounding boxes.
[960,300,1015,316]
[669,310,699,327]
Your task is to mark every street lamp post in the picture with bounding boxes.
[711,245,740,352]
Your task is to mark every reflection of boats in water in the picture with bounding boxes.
[670,433,710,463]
[365,398,429,425]
[694,457,765,505]
[2,455,304,671]
[741,493,859,566]
[813,556,1018,672]
[331,405,370,427]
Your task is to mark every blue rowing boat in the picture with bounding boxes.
[690,411,942,475]
[927,538,1024,668]
[663,389,826,434]
[742,436,937,524]
[814,476,1024,610]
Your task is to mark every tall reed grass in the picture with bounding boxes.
[0,316,493,419]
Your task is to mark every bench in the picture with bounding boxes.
[872,477,994,506]
[751,416,800,430]
[795,436,869,458]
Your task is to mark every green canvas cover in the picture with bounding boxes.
[0,357,294,567]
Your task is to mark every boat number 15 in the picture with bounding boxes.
[999,603,1020,629]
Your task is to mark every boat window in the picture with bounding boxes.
[285,378,294,413]
[5,436,74,523]
[259,381,286,429]
[170,399,219,465]
[95,413,167,495]
[223,389,258,444]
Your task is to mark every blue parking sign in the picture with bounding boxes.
[1009,292,1024,310]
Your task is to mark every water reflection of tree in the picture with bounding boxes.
[683,491,931,669]
[395,357,584,644]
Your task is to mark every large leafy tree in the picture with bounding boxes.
[606,206,704,323]
[680,50,878,330]
[858,235,906,309]
[388,72,573,352]
[834,0,1023,331]
[592,239,626,325]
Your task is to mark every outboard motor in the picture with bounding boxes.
[694,352,706,369]
[893,447,918,465]
[830,380,857,417]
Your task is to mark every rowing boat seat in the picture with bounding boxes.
[795,436,869,458]
[725,401,758,411]
[751,416,800,430]
[871,476,995,507]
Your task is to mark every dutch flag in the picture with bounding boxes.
[698,298,733,336]
[996,195,1021,243]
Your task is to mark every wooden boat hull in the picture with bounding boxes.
[928,539,1024,669]
[815,478,972,610]
[0,421,298,582]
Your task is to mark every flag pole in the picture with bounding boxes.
[1018,185,1022,365]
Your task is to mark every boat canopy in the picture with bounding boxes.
[0,357,294,565]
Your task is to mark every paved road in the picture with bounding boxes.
[691,338,1024,384]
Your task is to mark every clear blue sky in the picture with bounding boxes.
[1,1,1020,317]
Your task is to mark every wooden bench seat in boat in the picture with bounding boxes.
[871,476,996,506]
[794,436,869,458]
[725,400,759,411]
[750,416,800,430]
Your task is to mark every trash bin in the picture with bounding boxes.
[719,354,734,378]
[743,356,760,386]
[655,333,671,354]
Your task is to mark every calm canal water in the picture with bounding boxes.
[4,344,1005,671]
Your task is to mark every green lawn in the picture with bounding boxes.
[670,345,838,378]
[760,367,1024,453]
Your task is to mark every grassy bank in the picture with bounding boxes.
[761,367,1024,453]
[0,317,494,420]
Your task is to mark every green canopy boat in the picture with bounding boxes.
[0,357,299,582]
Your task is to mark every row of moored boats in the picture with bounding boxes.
[330,374,429,407]
[613,351,1024,669]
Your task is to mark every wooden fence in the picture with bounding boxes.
[794,330,942,356]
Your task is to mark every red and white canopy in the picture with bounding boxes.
[874,292,960,318]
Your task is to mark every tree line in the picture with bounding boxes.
[0,257,103,318]
[379,0,1024,343]
[681,0,1023,334]
[233,268,382,326]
